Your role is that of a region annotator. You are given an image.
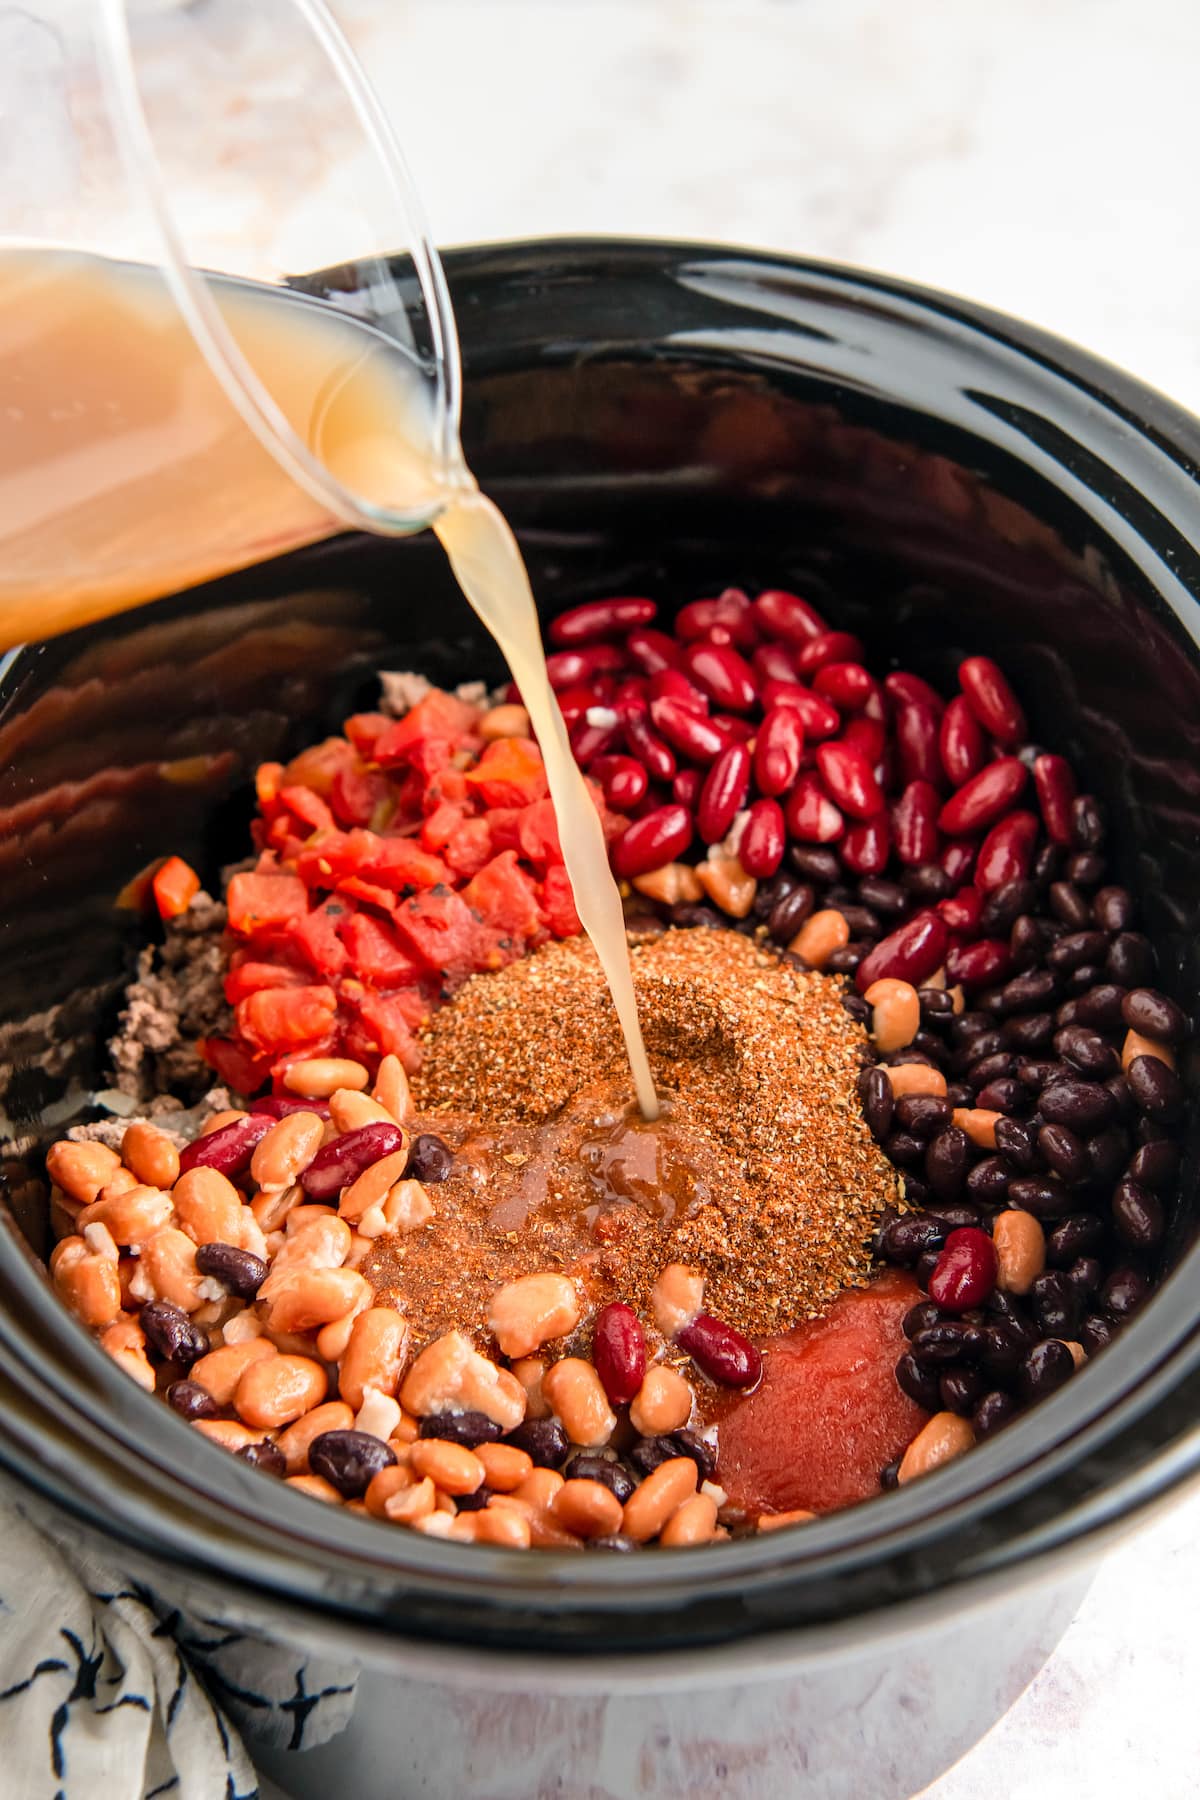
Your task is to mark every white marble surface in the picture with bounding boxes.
[327,5,1199,1797]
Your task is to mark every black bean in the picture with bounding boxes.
[1104,1073,1134,1119]
[896,1352,943,1409]
[1092,886,1134,931]
[1128,1138,1181,1190]
[408,1133,454,1183]
[669,1429,718,1481]
[1054,999,1082,1030]
[885,1047,940,1070]
[987,1290,1040,1346]
[884,1129,928,1168]
[826,945,866,974]
[975,1078,1026,1115]
[1009,915,1045,969]
[945,1082,974,1108]
[967,1051,1017,1090]
[1047,930,1109,974]
[974,1391,1017,1436]
[1033,841,1064,884]
[918,986,957,1023]
[993,1118,1038,1170]
[940,1367,984,1414]
[589,1534,638,1552]
[880,1212,946,1262]
[915,1247,943,1285]
[670,902,726,930]
[858,877,908,916]
[979,1323,1024,1377]
[1112,1178,1165,1250]
[754,871,799,920]
[903,862,954,900]
[194,1242,268,1300]
[951,1010,993,1047]
[1121,987,1189,1045]
[309,1429,396,1498]
[1073,983,1128,1030]
[879,1456,902,1491]
[630,1431,715,1481]
[1039,1079,1115,1133]
[1068,851,1106,886]
[966,1156,1013,1206]
[976,985,1012,1019]
[1000,970,1060,1014]
[1030,1271,1081,1337]
[982,880,1038,934]
[1067,1256,1103,1294]
[453,1486,493,1512]
[842,993,871,1023]
[769,883,817,944]
[423,1410,504,1449]
[925,1128,969,1200]
[566,1455,636,1502]
[1048,882,1093,929]
[506,1418,570,1467]
[1102,1266,1150,1320]
[1053,1026,1120,1078]
[910,1322,982,1366]
[924,1201,983,1231]
[789,845,841,885]
[1126,1054,1182,1120]
[1106,932,1155,986]
[1081,1313,1117,1354]
[1046,1213,1106,1266]
[1016,1057,1067,1091]
[861,1066,894,1141]
[166,1378,219,1420]
[140,1301,209,1368]
[895,1095,954,1138]
[833,903,881,938]
[1002,1011,1056,1051]
[1007,1174,1070,1219]
[1085,1127,1129,1188]
[1071,794,1106,850]
[1019,1339,1076,1400]
[1037,1122,1088,1185]
[237,1440,287,1478]
[1066,963,1106,997]
[903,1301,943,1340]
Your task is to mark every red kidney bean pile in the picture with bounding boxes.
[549,586,1192,1467]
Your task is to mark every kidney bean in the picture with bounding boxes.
[178,1114,272,1181]
[877,671,938,715]
[1126,1054,1181,1120]
[695,744,752,845]
[946,939,1013,990]
[611,804,694,879]
[784,775,845,844]
[751,588,827,642]
[886,780,938,868]
[167,1378,220,1420]
[975,811,1039,892]
[194,1242,267,1300]
[939,696,987,787]
[811,741,882,820]
[1029,753,1077,846]
[888,703,941,788]
[589,755,649,812]
[647,668,709,712]
[140,1301,208,1367]
[843,715,887,767]
[956,657,1025,745]
[621,706,678,785]
[751,706,803,798]
[1018,1339,1075,1400]
[668,768,701,810]
[675,591,757,647]
[1128,1138,1180,1190]
[569,714,624,766]
[309,1429,396,1499]
[795,630,863,674]
[675,1313,762,1387]
[624,625,681,675]
[813,661,875,713]
[681,642,759,713]
[299,1121,406,1202]
[840,812,890,875]
[761,682,841,740]
[739,798,787,878]
[1122,987,1189,1045]
[650,697,732,765]
[938,758,1028,836]
[591,1303,646,1407]
[250,1096,332,1122]
[752,642,799,687]
[896,1352,942,1410]
[550,596,657,647]
[545,644,627,689]
[855,912,948,993]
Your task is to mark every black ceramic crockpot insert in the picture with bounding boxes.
[1,242,1198,1654]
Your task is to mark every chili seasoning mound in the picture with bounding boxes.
[364,929,899,1343]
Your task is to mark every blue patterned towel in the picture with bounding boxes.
[0,1494,356,1799]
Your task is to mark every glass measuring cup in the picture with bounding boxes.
[0,0,467,646]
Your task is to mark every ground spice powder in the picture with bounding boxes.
[366,929,899,1343]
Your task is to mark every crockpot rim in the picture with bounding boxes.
[2,235,1199,1649]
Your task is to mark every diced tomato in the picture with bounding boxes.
[201,1034,273,1095]
[391,888,484,982]
[423,766,470,810]
[540,864,581,938]
[223,960,308,1006]
[227,871,309,938]
[716,1272,928,1517]
[485,807,523,853]
[342,990,426,1070]
[296,830,357,890]
[352,833,455,894]
[343,712,392,757]
[516,798,562,870]
[464,737,548,808]
[283,900,350,979]
[283,737,357,798]
[330,760,393,829]
[442,817,493,879]
[152,855,201,921]
[421,801,467,855]
[337,911,425,989]
[462,851,544,946]
[373,689,481,773]
[255,761,284,810]
[236,984,338,1053]
[335,875,397,914]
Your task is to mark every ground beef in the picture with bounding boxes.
[108,892,232,1104]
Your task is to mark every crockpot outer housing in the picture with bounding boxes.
[1,240,1199,1655]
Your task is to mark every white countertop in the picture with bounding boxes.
[332,6,1199,1795]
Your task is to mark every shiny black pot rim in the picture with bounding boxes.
[2,238,1200,1653]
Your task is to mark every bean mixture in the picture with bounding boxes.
[40,584,1192,1545]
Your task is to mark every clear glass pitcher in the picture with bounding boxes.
[0,0,467,646]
